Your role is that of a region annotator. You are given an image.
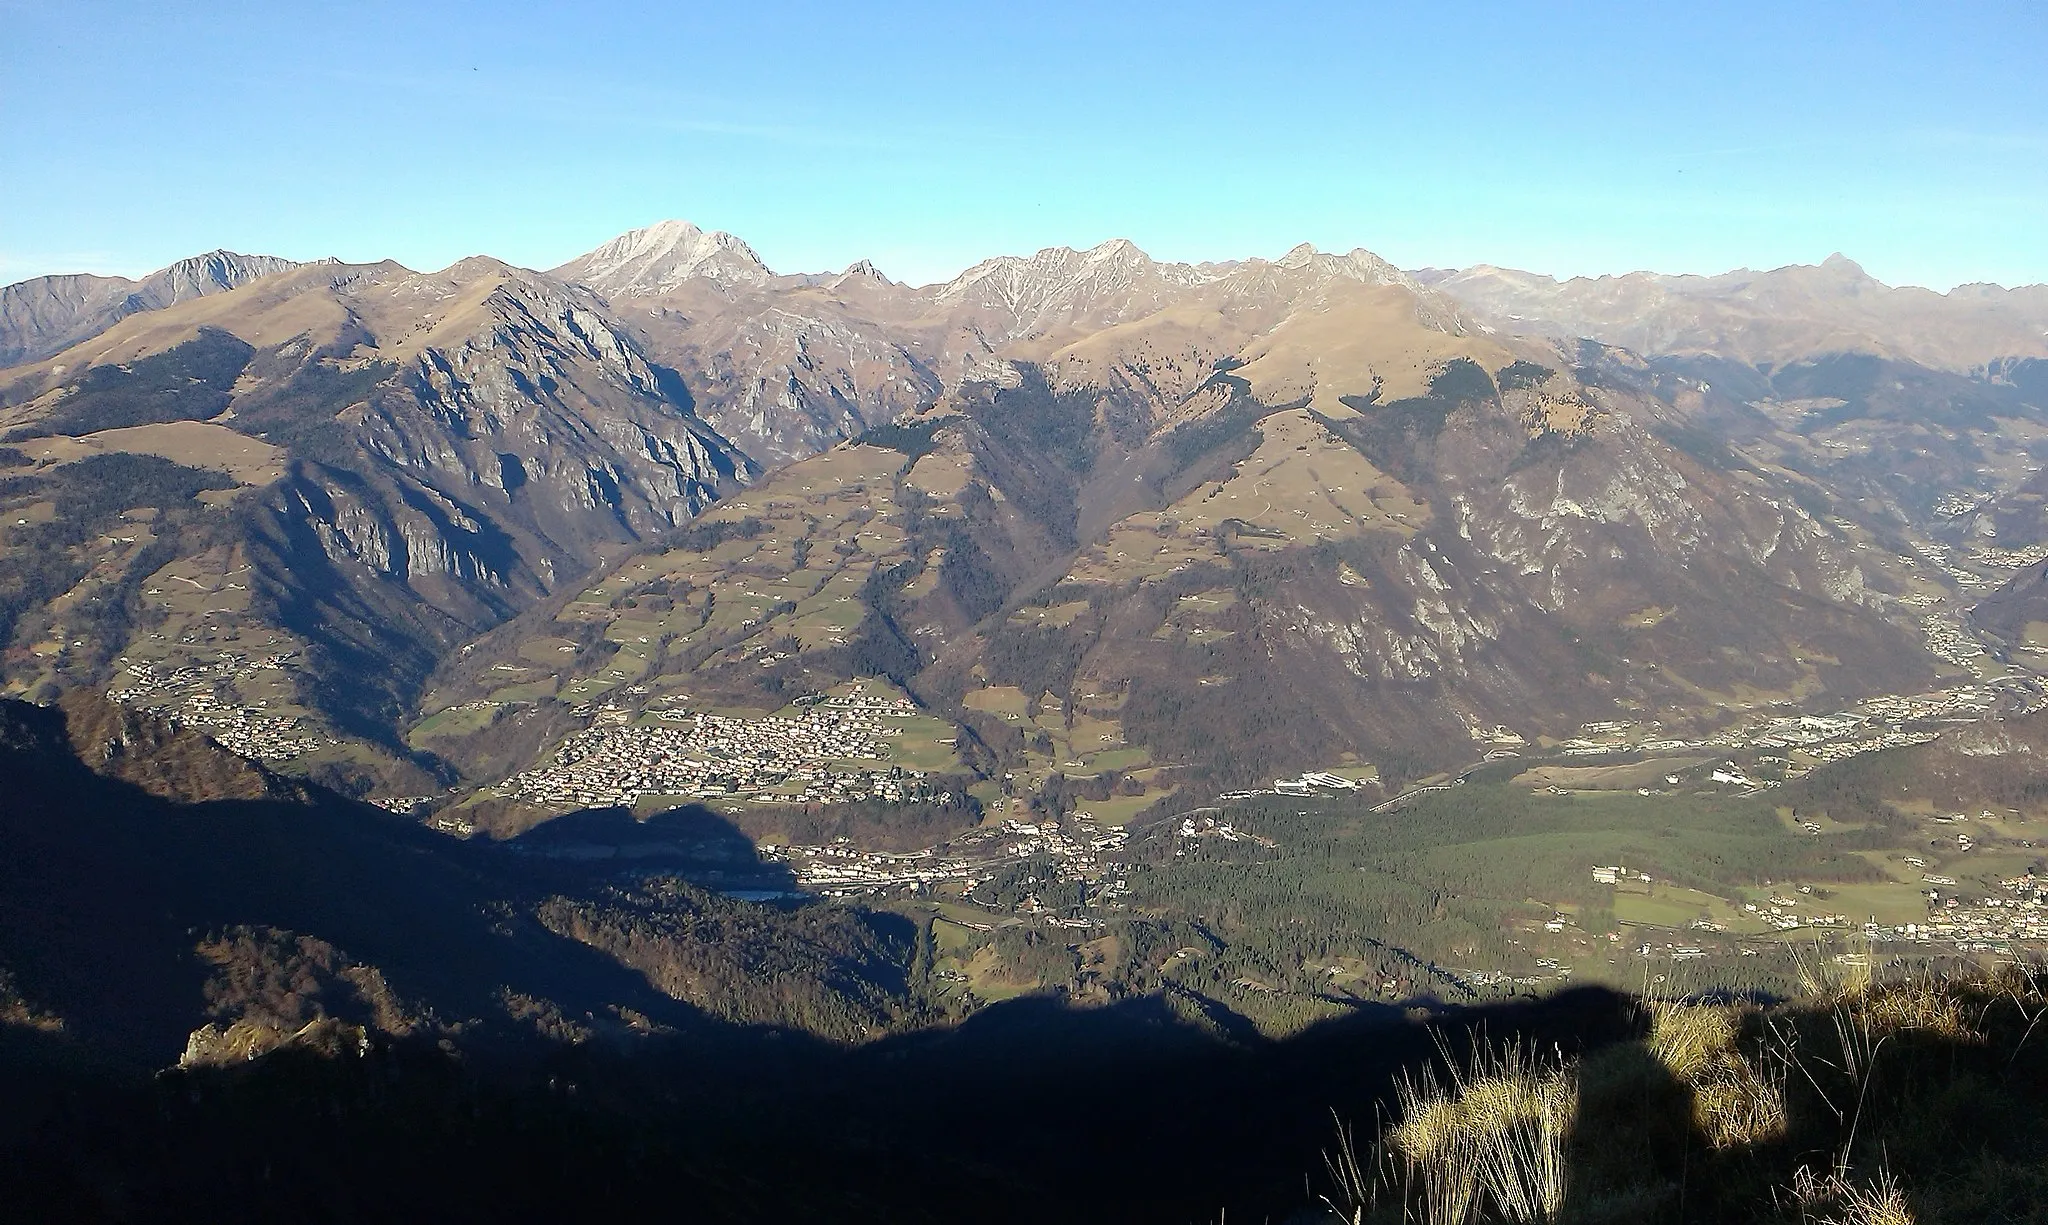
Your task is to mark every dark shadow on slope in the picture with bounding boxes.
[0,699,739,1062]
[503,802,801,894]
[0,792,1660,1225]
[1559,1041,1703,1223]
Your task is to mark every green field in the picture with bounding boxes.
[873,715,969,772]
[1082,747,1152,772]
[1614,888,1723,929]
[409,702,498,745]
[1823,880,1936,926]
[487,678,560,704]
[1100,781,1899,1018]
[1073,792,1165,826]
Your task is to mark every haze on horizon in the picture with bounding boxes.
[2,0,2044,291]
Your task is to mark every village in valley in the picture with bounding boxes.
[765,815,1132,918]
[75,492,2048,994]
[96,641,2048,984]
[496,682,958,810]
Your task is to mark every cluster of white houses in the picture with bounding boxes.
[108,652,333,761]
[502,685,942,810]
[1544,683,2026,767]
[1905,874,2048,952]
[764,817,1132,914]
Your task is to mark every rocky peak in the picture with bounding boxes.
[551,219,774,297]
[1084,237,1146,264]
[929,238,1217,325]
[1271,242,1421,292]
[828,259,892,288]
[1277,241,1319,268]
[134,250,299,309]
[433,254,518,284]
[0,247,300,367]
[1805,252,1878,293]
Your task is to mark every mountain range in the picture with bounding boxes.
[2,222,2045,809]
[0,250,300,369]
[1416,254,2048,372]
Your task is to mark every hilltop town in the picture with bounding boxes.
[107,651,334,761]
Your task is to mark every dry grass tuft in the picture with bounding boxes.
[1692,1057,1789,1150]
[1387,1041,1574,1224]
[1314,963,2024,1224]
[1792,1167,1916,1225]
[1794,939,1876,1003]
[1647,1002,1739,1081]
[1859,981,1978,1044]
[1831,1173,1916,1225]
[1647,1002,1787,1149]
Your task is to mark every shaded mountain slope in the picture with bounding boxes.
[0,693,929,1067]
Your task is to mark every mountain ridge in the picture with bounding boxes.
[1416,256,2048,371]
[0,249,299,368]
[5,219,2048,811]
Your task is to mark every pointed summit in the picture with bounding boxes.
[1818,252,1872,280]
[1085,238,1147,262]
[551,220,773,297]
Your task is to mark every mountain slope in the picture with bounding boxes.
[0,257,752,792]
[0,690,929,1067]
[7,223,2045,811]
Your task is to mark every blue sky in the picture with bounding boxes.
[3,0,2043,289]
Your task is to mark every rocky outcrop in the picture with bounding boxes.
[55,690,308,805]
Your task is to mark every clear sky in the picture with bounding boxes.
[3,0,2044,290]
